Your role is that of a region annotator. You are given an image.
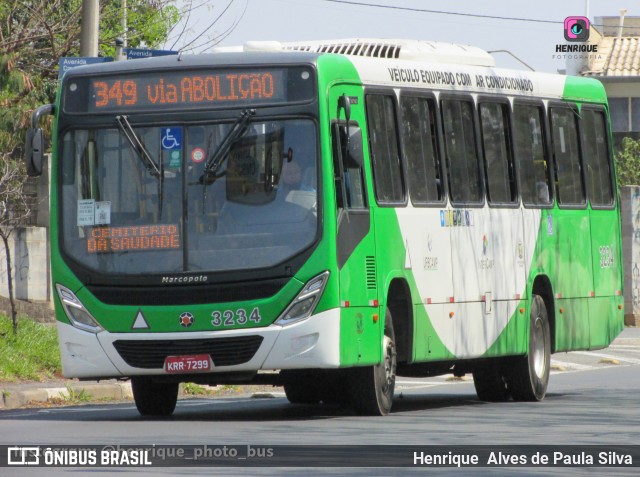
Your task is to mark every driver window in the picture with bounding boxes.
[332,121,366,211]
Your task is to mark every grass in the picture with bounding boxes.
[181,382,210,395]
[57,385,91,404]
[181,383,241,396]
[0,314,61,382]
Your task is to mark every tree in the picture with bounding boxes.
[0,155,30,333]
[615,137,640,189]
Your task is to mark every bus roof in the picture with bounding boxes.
[62,38,608,105]
[216,38,496,67]
[216,38,607,103]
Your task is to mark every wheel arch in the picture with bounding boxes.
[386,277,413,365]
[531,274,556,353]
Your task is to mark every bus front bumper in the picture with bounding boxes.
[57,308,342,379]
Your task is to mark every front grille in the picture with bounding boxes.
[112,336,264,369]
[87,278,288,306]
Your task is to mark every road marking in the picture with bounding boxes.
[550,359,593,371]
[571,351,640,365]
[609,345,640,350]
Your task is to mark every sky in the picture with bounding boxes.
[164,0,638,74]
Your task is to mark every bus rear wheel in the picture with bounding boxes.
[349,309,396,416]
[505,295,551,401]
[131,377,179,416]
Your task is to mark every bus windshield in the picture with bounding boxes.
[59,118,318,275]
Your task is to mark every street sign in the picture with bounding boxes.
[58,57,113,80]
[124,48,178,60]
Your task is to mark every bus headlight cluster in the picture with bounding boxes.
[56,284,104,333]
[275,271,329,326]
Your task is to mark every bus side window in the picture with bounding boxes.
[550,106,585,207]
[581,109,614,207]
[332,121,366,211]
[365,94,405,204]
[400,95,443,204]
[513,103,552,207]
[441,98,482,204]
[479,101,517,205]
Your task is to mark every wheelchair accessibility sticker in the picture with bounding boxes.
[161,127,182,150]
[162,127,183,168]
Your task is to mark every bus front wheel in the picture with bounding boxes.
[505,294,551,401]
[131,377,179,416]
[473,360,510,402]
[283,382,321,404]
[349,309,397,416]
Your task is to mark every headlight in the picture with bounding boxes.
[56,284,104,333]
[275,271,329,326]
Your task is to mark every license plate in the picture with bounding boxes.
[164,354,211,373]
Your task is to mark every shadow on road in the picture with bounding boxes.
[0,391,575,422]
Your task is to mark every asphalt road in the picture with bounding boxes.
[1,328,639,477]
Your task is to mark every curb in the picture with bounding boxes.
[1,382,133,410]
[0,382,280,410]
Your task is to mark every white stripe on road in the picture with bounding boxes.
[571,351,640,365]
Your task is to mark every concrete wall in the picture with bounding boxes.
[0,226,52,305]
[621,186,640,326]
[0,295,54,323]
[0,153,53,321]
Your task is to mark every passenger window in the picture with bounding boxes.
[581,109,614,207]
[400,96,443,204]
[513,103,552,207]
[479,102,516,204]
[365,94,405,204]
[441,98,482,204]
[550,107,585,206]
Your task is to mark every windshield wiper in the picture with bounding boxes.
[116,115,162,178]
[199,108,255,185]
[115,115,164,216]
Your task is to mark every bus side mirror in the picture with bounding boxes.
[338,95,351,122]
[25,128,44,177]
[25,103,54,177]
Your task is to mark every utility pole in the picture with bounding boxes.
[123,0,128,47]
[80,0,100,56]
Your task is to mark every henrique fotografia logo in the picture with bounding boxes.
[554,16,599,59]
[564,16,590,42]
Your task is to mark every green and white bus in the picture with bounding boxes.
[26,39,624,416]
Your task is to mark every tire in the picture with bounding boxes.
[505,294,551,401]
[473,360,510,402]
[131,377,179,416]
[349,308,397,416]
[282,370,322,404]
[319,372,347,405]
[283,382,321,404]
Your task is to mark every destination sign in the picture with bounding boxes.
[63,66,314,113]
[87,224,180,254]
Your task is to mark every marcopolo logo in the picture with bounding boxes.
[179,312,195,328]
[564,16,590,42]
